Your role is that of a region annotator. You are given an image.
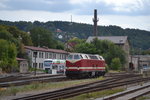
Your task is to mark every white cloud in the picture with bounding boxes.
[69,0,92,4]
[102,0,144,12]
[70,0,148,14]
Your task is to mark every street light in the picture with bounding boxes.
[33,51,37,76]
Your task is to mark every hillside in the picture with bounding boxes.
[0,20,150,50]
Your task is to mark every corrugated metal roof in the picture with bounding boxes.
[24,46,68,54]
[86,36,128,44]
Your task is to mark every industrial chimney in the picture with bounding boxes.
[93,9,99,37]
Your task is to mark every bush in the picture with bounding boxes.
[110,58,122,70]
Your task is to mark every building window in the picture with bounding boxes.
[39,63,43,69]
[49,53,52,59]
[33,63,37,68]
[53,53,56,59]
[33,51,38,58]
[42,52,43,58]
[39,52,44,58]
[39,52,41,58]
[45,53,46,58]
[59,54,61,59]
[45,52,48,59]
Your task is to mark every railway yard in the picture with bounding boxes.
[0,72,150,100]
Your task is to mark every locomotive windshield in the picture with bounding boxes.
[74,55,80,59]
[67,55,73,59]
[67,54,81,60]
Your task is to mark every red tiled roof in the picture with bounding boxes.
[68,42,77,48]
[24,46,68,54]
[16,58,27,61]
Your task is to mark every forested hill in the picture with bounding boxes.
[0,20,150,50]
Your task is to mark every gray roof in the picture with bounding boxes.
[86,36,128,44]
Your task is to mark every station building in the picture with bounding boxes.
[24,46,68,70]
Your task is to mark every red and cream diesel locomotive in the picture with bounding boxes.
[65,53,106,78]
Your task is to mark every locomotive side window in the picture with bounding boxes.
[74,55,80,59]
[67,55,73,59]
[89,55,98,59]
[80,55,83,59]
[85,55,88,59]
[99,57,102,60]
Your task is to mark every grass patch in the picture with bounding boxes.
[109,70,125,73]
[0,77,104,97]
[63,88,125,100]
[138,95,150,100]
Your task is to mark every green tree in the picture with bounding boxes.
[0,39,18,72]
[30,27,56,48]
[67,37,85,52]
[55,41,64,50]
[6,26,32,46]
[75,42,98,54]
[110,58,122,70]
[0,25,32,58]
[91,38,126,68]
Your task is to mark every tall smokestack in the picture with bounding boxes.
[93,9,99,37]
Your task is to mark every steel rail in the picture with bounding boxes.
[13,74,143,100]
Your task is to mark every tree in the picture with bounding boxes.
[75,43,98,54]
[30,27,56,48]
[0,25,32,58]
[0,39,17,72]
[90,38,126,67]
[110,58,122,70]
[55,41,64,50]
[67,37,85,52]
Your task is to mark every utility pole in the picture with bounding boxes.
[33,51,37,76]
[93,9,99,37]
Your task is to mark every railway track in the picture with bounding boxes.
[0,74,64,83]
[0,74,67,87]
[100,82,150,100]
[13,73,147,100]
[0,72,140,87]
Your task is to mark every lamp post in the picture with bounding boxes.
[138,48,141,71]
[33,51,37,76]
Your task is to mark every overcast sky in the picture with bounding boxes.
[0,0,150,31]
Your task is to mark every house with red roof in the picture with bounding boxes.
[24,46,68,70]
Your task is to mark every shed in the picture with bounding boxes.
[16,58,28,73]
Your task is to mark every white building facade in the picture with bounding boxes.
[25,46,68,69]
